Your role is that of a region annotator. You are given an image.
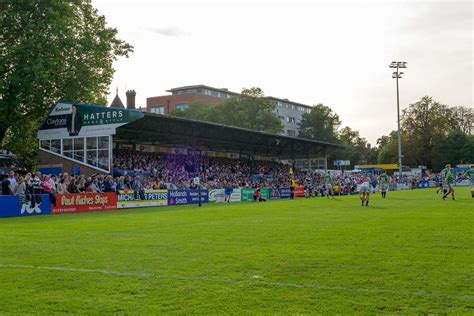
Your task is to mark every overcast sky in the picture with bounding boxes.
[93,0,473,144]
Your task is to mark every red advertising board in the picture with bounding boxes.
[52,193,117,214]
[295,185,305,197]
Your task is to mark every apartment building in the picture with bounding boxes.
[146,85,313,136]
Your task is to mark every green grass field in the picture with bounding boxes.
[1,188,473,314]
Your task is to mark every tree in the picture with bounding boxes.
[212,88,283,133]
[401,96,452,168]
[170,87,283,134]
[171,102,217,121]
[434,130,474,168]
[331,126,374,167]
[298,104,341,143]
[376,132,398,164]
[375,130,416,166]
[445,106,474,135]
[0,0,133,166]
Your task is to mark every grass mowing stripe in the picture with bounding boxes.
[1,263,472,301]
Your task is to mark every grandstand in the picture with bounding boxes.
[37,102,343,177]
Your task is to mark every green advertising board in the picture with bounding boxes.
[241,188,270,201]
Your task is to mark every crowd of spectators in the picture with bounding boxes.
[1,149,471,199]
[113,149,293,189]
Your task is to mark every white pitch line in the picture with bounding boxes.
[0,263,472,301]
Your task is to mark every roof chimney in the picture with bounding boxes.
[126,90,136,110]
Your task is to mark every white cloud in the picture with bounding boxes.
[148,26,190,37]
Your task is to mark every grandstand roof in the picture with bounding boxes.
[115,113,343,159]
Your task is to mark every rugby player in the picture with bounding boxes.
[379,170,389,198]
[441,164,455,200]
[359,177,371,206]
[462,164,474,198]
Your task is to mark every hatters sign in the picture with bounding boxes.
[37,102,144,140]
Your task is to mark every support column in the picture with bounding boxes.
[324,147,328,172]
[192,125,201,207]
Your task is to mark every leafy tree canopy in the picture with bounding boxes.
[170,87,283,134]
[298,104,341,143]
[0,0,133,167]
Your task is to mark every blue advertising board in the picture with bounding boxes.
[0,194,52,218]
[269,187,291,199]
[279,187,292,198]
[168,189,209,205]
[417,180,430,188]
[269,187,281,199]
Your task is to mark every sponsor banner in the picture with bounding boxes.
[279,187,292,198]
[269,188,281,199]
[168,189,209,205]
[417,180,430,188]
[116,190,168,208]
[0,194,52,218]
[269,187,291,199]
[138,144,155,152]
[295,185,305,197]
[118,143,134,150]
[52,193,117,213]
[209,188,241,203]
[37,102,144,140]
[334,160,351,166]
[241,188,270,202]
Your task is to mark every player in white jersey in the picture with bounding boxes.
[359,177,371,207]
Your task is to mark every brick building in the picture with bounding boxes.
[146,84,313,137]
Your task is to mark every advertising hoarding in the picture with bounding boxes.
[37,102,144,140]
[116,190,168,208]
[168,189,209,205]
[52,193,117,213]
[0,195,52,218]
[241,188,270,201]
[208,188,242,203]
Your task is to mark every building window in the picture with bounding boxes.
[151,105,165,114]
[286,117,296,124]
[41,136,110,172]
[175,103,189,111]
[291,104,295,110]
[287,130,296,137]
[40,140,50,151]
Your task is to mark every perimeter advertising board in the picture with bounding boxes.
[269,187,291,199]
[37,102,144,140]
[116,190,168,208]
[208,188,242,203]
[52,193,117,213]
[241,188,270,201]
[0,195,51,218]
[168,189,209,205]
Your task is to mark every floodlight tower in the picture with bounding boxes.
[390,61,407,179]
